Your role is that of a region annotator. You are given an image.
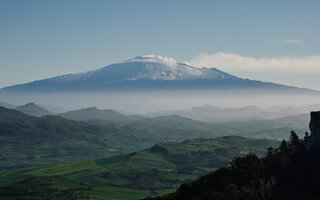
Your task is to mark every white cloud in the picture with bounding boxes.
[142,54,177,64]
[280,39,303,44]
[186,53,320,73]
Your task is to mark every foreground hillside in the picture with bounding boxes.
[0,136,279,200]
[149,112,320,200]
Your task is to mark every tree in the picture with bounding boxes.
[304,131,309,140]
[279,140,288,153]
[289,131,301,148]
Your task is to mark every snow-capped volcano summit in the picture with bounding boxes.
[82,54,237,82]
[0,55,311,93]
[124,55,178,64]
[35,54,237,84]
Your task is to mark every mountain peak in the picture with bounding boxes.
[16,102,51,117]
[124,55,178,65]
[24,102,37,107]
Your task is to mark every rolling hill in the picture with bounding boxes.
[16,102,51,117]
[0,106,155,170]
[0,105,309,171]
[0,136,279,200]
[58,107,146,123]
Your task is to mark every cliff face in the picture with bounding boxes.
[309,111,320,134]
[305,111,320,151]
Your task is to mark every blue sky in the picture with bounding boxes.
[1,0,320,89]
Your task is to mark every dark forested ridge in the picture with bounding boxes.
[148,111,320,200]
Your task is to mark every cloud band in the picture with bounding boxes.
[186,53,320,73]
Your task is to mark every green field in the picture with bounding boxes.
[0,136,279,200]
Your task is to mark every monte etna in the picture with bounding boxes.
[0,55,313,93]
[1,55,318,113]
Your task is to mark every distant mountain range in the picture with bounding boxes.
[0,101,311,140]
[1,101,311,136]
[58,107,146,123]
[0,55,315,93]
[147,104,314,122]
[1,100,314,123]
[0,105,309,170]
[0,102,145,122]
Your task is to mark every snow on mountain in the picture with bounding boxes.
[53,55,237,82]
[125,55,178,64]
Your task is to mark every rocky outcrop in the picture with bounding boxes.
[305,111,320,151]
[309,111,320,134]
